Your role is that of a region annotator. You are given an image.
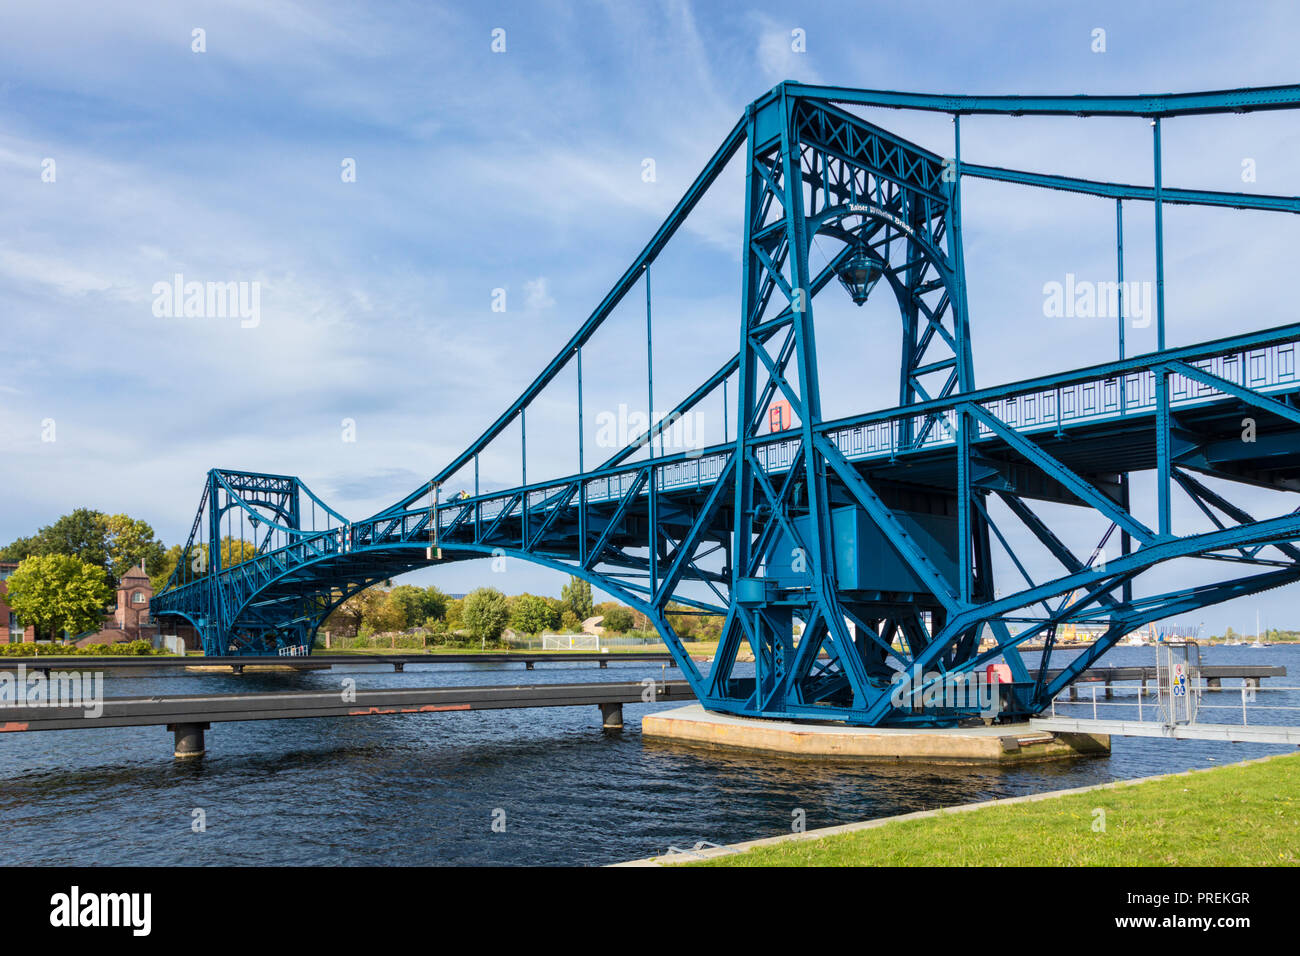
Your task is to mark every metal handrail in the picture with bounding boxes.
[1049,679,1300,726]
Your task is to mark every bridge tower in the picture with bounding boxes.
[707,89,987,720]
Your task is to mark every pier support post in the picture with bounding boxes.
[169,722,209,759]
[1105,682,1113,699]
[599,702,624,730]
[599,659,608,669]
[393,662,405,672]
[1207,676,1221,689]
[526,661,534,670]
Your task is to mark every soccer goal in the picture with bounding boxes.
[542,633,600,651]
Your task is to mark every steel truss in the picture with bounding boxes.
[154,82,1300,725]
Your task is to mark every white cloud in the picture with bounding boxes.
[753,14,823,85]
[523,277,555,311]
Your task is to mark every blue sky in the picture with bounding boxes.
[2,0,1299,633]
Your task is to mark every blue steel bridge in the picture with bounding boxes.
[153,81,1300,727]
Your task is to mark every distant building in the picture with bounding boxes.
[0,558,197,649]
[76,561,161,648]
[0,561,35,643]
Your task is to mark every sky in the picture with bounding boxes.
[2,0,1299,633]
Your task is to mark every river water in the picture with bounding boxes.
[1,644,1295,866]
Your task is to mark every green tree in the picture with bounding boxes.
[322,587,381,638]
[444,597,464,632]
[510,593,559,635]
[694,614,724,642]
[601,606,634,634]
[0,535,38,563]
[219,537,256,568]
[2,509,168,587]
[422,585,448,622]
[102,513,166,582]
[165,537,256,584]
[387,584,429,629]
[151,544,184,592]
[666,602,697,640]
[368,597,408,634]
[561,576,593,621]
[462,587,509,641]
[2,555,114,640]
[560,609,581,632]
[34,509,110,568]
[0,509,110,574]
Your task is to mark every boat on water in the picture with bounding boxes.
[1245,611,1267,648]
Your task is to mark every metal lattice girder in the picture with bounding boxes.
[153,81,1300,728]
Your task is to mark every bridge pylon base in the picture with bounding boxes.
[643,705,1110,764]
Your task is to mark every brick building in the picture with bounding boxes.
[0,561,35,642]
[0,558,196,648]
[76,561,162,647]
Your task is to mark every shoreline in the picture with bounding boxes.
[614,752,1299,867]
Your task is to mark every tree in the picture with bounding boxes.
[510,593,558,635]
[601,606,634,634]
[0,535,38,563]
[444,597,464,632]
[462,588,509,641]
[363,591,407,634]
[560,610,581,632]
[561,576,593,621]
[387,585,429,630]
[323,588,377,638]
[2,555,114,640]
[151,544,184,592]
[102,513,166,582]
[1,509,167,586]
[694,614,724,642]
[422,586,448,622]
[219,537,256,568]
[666,603,697,640]
[0,509,110,575]
[31,509,110,569]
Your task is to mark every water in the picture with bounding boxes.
[0,645,1295,866]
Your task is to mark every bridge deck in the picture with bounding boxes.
[0,679,696,732]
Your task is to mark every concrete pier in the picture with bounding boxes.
[169,722,209,759]
[642,704,1109,764]
[599,702,624,730]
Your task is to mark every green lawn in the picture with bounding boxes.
[690,753,1300,867]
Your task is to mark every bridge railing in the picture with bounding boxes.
[823,331,1300,461]
[1048,677,1300,728]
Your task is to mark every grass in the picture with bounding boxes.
[690,753,1300,867]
